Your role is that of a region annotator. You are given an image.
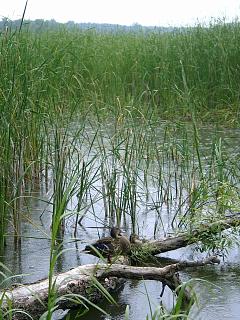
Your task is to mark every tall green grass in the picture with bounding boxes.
[1,18,240,317]
[1,19,240,122]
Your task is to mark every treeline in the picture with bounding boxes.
[0,18,178,34]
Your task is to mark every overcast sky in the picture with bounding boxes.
[1,0,240,26]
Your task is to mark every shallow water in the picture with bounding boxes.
[1,123,240,319]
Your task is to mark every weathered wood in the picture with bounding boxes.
[1,267,122,320]
[1,215,237,319]
[0,256,219,319]
[147,215,240,255]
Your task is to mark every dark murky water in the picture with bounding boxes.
[1,124,240,319]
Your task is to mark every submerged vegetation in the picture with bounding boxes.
[0,16,240,318]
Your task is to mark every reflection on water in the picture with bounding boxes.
[68,280,173,320]
[1,124,240,319]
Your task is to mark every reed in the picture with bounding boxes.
[1,16,240,318]
[1,19,240,122]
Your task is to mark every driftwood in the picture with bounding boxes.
[1,215,238,319]
[147,215,240,255]
[0,257,219,319]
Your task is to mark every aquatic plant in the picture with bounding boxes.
[1,14,240,319]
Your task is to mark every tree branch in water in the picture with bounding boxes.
[0,256,219,319]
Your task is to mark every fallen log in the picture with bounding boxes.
[0,256,219,319]
[1,215,236,319]
[146,215,240,255]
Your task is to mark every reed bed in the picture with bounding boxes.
[1,18,240,245]
[2,20,240,120]
[1,18,240,318]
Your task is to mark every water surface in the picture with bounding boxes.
[1,123,240,319]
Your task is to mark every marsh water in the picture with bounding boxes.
[1,123,240,320]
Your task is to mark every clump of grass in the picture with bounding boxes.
[129,244,159,266]
[141,279,195,320]
[0,262,33,319]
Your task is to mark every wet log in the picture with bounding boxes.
[0,256,219,319]
[147,215,240,255]
[1,215,236,319]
